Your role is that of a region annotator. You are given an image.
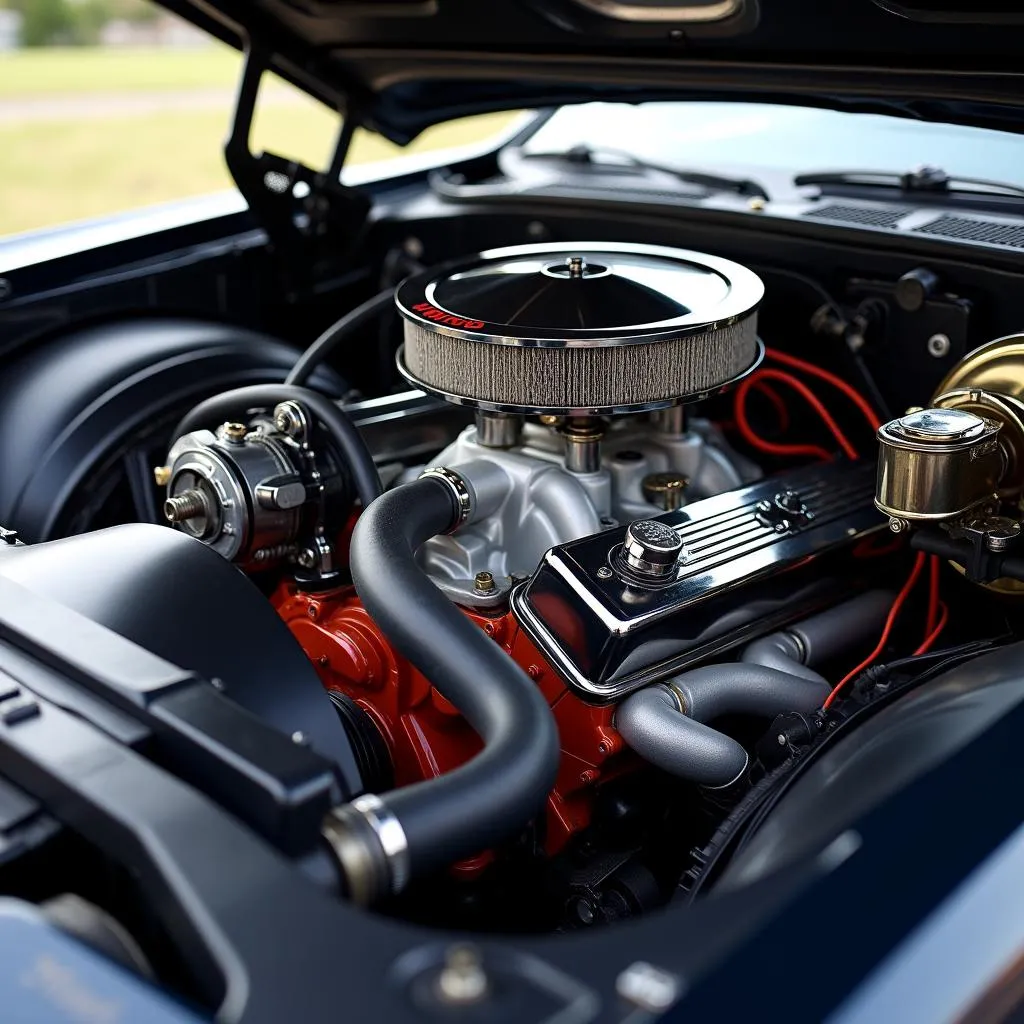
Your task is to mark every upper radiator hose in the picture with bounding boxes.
[326,474,560,904]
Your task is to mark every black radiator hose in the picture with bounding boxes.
[329,476,559,904]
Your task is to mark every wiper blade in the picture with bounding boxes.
[523,143,771,200]
[795,164,1024,200]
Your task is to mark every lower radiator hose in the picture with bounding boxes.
[325,475,559,904]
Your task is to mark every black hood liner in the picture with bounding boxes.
[158,0,1024,143]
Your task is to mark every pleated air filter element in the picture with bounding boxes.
[395,242,764,415]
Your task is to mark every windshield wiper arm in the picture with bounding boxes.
[523,143,771,200]
[795,164,1024,200]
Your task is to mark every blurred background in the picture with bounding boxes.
[0,0,515,237]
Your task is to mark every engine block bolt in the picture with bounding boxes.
[474,570,496,594]
[163,489,207,523]
[153,465,171,487]
[436,945,489,1005]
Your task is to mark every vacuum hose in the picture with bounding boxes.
[325,475,559,904]
[616,591,891,787]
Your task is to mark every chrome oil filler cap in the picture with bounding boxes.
[622,519,684,577]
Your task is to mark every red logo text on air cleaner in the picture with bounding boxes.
[412,302,485,330]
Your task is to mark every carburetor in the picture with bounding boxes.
[161,401,350,577]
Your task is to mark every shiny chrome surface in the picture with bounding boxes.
[512,462,883,704]
[419,466,474,532]
[622,519,684,577]
[562,418,604,474]
[396,241,764,349]
[573,0,741,22]
[474,411,522,449]
[876,405,1003,523]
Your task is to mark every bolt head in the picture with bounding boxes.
[436,946,488,1005]
[474,570,496,594]
[927,333,952,358]
[596,566,613,580]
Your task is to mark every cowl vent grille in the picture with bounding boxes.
[912,214,1024,249]
[802,203,914,228]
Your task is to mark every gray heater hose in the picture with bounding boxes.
[615,591,892,787]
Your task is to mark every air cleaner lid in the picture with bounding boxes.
[395,241,763,414]
[396,241,763,347]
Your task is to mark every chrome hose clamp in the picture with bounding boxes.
[351,794,410,894]
[420,466,473,533]
[322,794,410,905]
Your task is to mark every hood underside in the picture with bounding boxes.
[161,0,1024,143]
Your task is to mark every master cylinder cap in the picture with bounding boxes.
[876,406,1003,525]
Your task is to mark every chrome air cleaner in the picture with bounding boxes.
[395,242,764,414]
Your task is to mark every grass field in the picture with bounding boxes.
[0,45,240,97]
[0,46,518,237]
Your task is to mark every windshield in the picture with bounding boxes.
[520,102,1024,195]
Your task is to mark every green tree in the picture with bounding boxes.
[12,0,76,46]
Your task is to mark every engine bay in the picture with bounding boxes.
[0,229,1022,1014]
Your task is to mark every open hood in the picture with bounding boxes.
[161,0,1024,143]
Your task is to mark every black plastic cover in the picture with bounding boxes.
[0,524,361,796]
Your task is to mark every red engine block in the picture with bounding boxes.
[273,584,630,871]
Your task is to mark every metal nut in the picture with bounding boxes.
[474,570,496,594]
[436,945,489,1005]
[273,401,309,440]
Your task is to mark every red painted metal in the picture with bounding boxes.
[272,583,628,868]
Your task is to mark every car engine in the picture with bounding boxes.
[1,236,1022,979]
